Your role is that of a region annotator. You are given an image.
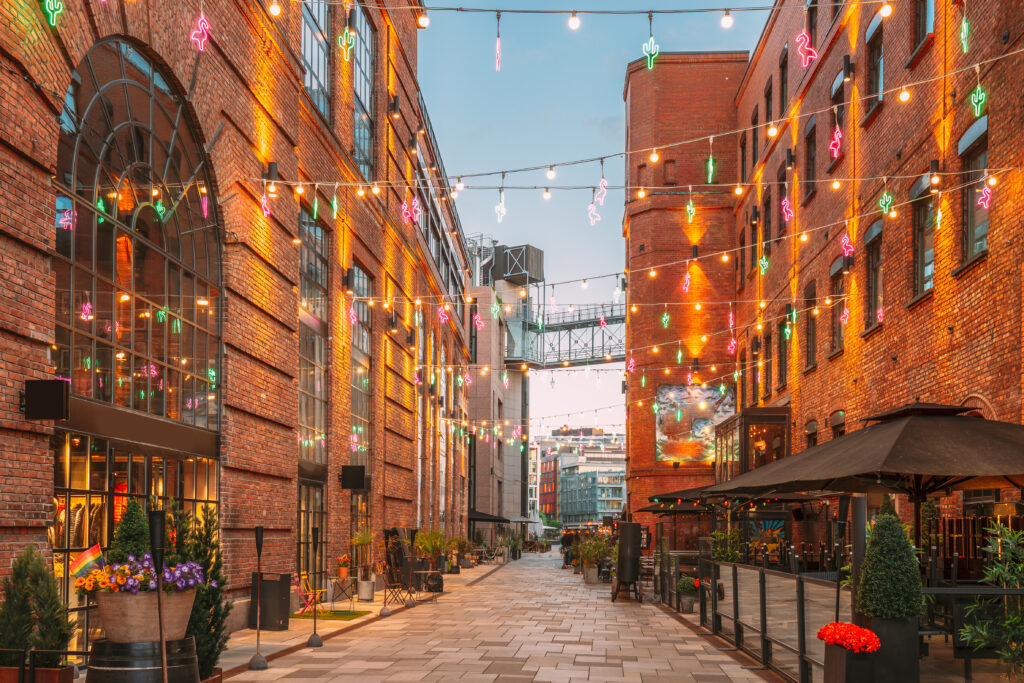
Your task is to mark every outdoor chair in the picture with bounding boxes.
[296,571,326,616]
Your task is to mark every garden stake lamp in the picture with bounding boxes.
[148,510,169,683]
[308,527,323,647]
[249,526,268,670]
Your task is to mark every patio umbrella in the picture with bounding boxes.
[704,402,1024,546]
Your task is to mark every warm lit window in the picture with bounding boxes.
[866,25,884,108]
[352,4,375,179]
[299,211,328,465]
[763,333,773,398]
[350,265,373,465]
[963,142,989,260]
[301,0,331,119]
[831,272,845,351]
[805,421,819,448]
[298,484,326,592]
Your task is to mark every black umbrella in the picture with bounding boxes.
[705,402,1024,546]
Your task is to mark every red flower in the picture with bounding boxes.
[816,622,881,654]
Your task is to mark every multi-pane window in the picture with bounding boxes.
[805,421,819,448]
[831,273,845,351]
[779,48,789,114]
[913,197,935,294]
[299,211,328,465]
[831,411,846,438]
[352,4,375,179]
[913,0,935,47]
[299,211,329,322]
[963,143,989,260]
[867,27,884,108]
[763,333,773,398]
[739,352,747,408]
[749,223,757,272]
[764,80,773,130]
[806,0,818,47]
[751,108,759,165]
[762,190,772,255]
[804,282,817,366]
[777,322,788,387]
[301,0,331,119]
[830,73,845,138]
[740,135,747,183]
[866,234,884,326]
[804,120,816,197]
[777,166,788,237]
[739,231,746,283]
[298,484,326,592]
[350,266,373,465]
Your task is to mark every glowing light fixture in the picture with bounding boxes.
[568,11,581,30]
[649,149,660,164]
[721,9,734,28]
[880,2,893,18]
[269,0,282,17]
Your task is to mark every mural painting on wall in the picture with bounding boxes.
[655,385,735,462]
[746,515,788,563]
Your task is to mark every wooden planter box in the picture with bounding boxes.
[824,644,874,683]
[95,589,196,643]
[870,617,919,683]
[202,667,224,683]
[0,665,74,683]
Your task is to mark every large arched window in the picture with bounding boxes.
[53,38,221,430]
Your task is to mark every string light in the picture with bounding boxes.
[568,11,581,30]
[880,2,893,18]
[898,87,911,103]
[637,188,647,199]
[767,123,778,138]
[546,166,557,180]
[371,184,381,196]
[831,179,841,190]
[417,12,430,28]
[543,188,551,200]
[456,178,465,191]
[721,9,733,29]
[268,0,282,17]
[649,149,660,164]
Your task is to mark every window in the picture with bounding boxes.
[298,483,326,593]
[764,80,773,130]
[763,333,773,398]
[762,190,772,256]
[350,265,373,465]
[739,230,746,282]
[805,421,818,448]
[803,119,816,197]
[913,197,935,294]
[777,165,788,237]
[866,25,884,109]
[806,0,818,47]
[963,142,989,260]
[866,232,884,326]
[913,0,935,47]
[739,352,747,408]
[749,223,757,272]
[299,211,328,465]
[830,410,846,438]
[804,282,817,366]
[751,108,759,165]
[830,271,845,351]
[779,48,789,116]
[301,0,331,119]
[740,135,747,183]
[352,4,375,179]
[777,322,789,387]
[830,73,845,138]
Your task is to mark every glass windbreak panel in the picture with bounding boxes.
[735,565,762,645]
[764,572,800,678]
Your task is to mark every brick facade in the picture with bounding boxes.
[624,2,1024,525]
[0,0,469,621]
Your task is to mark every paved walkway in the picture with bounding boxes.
[225,551,771,682]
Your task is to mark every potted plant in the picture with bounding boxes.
[351,528,376,601]
[451,537,474,569]
[413,529,445,572]
[510,534,523,560]
[856,512,922,683]
[676,575,699,614]
[0,546,74,683]
[579,537,606,585]
[335,554,352,578]
[183,505,231,683]
[818,622,880,682]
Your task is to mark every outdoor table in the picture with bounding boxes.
[414,570,441,604]
[331,576,356,612]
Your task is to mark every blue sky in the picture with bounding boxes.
[418,1,769,434]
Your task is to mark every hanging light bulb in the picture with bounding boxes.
[648,268,657,278]
[734,185,744,196]
[695,303,702,311]
[268,182,278,198]
[987,174,998,186]
[721,9,734,28]
[519,288,527,298]
[637,188,647,199]
[825,296,833,305]
[371,184,381,195]
[630,304,638,313]
[880,2,893,18]
[832,179,842,190]
[417,12,430,28]
[721,253,730,262]
[455,178,465,191]
[546,166,557,180]
[581,279,589,289]
[800,232,809,242]
[649,149,660,164]
[568,11,581,30]
[269,0,282,17]
[898,87,911,102]
[295,184,305,195]
[543,188,551,200]
[356,186,366,197]
[767,123,779,138]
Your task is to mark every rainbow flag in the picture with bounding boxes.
[69,544,105,579]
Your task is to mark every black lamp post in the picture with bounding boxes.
[148,510,169,683]
[308,527,323,647]
[249,526,268,670]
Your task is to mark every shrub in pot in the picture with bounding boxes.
[0,546,74,682]
[183,505,231,681]
[818,622,880,683]
[676,575,698,614]
[579,537,607,585]
[856,513,922,683]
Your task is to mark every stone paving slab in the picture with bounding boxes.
[225,551,776,682]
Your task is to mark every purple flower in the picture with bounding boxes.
[210,580,218,588]
[149,580,157,590]
[127,554,136,563]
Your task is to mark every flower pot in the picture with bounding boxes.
[460,558,473,569]
[870,617,919,683]
[95,588,197,643]
[357,579,375,602]
[583,567,599,584]
[679,595,695,614]
[336,566,350,578]
[0,666,73,683]
[202,667,224,683]
[824,643,875,683]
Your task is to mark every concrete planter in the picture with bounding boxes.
[678,594,695,613]
[583,567,599,584]
[870,617,919,683]
[357,579,376,602]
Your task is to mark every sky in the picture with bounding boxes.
[417,1,769,436]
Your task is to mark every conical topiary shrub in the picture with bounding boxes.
[857,513,921,618]
[109,499,150,563]
[0,546,39,666]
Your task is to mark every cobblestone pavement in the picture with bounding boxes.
[226,550,772,682]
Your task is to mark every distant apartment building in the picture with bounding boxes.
[532,428,626,527]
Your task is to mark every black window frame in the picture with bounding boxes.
[300,0,331,120]
[803,118,817,198]
[913,0,935,49]
[763,332,773,399]
[806,0,819,48]
[830,271,845,351]
[352,3,375,179]
[866,25,884,109]
[913,196,935,295]
[865,231,884,327]
[779,47,789,116]
[777,321,789,388]
[804,282,817,367]
[751,107,759,166]
[962,141,989,261]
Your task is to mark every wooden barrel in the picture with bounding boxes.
[86,637,200,683]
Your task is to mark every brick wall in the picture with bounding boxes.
[0,0,470,600]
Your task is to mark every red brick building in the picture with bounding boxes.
[625,1,1024,529]
[0,0,469,643]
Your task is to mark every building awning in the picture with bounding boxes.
[506,515,532,523]
[468,509,510,523]
[647,485,711,504]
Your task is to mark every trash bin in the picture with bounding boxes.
[248,572,291,631]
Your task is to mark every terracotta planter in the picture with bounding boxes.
[336,566,350,578]
[95,588,197,643]
[824,643,875,683]
[0,666,73,683]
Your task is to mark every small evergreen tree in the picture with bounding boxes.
[0,546,40,666]
[185,505,231,680]
[30,555,73,667]
[109,499,150,563]
[878,494,897,517]
[857,513,922,619]
[165,499,193,566]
